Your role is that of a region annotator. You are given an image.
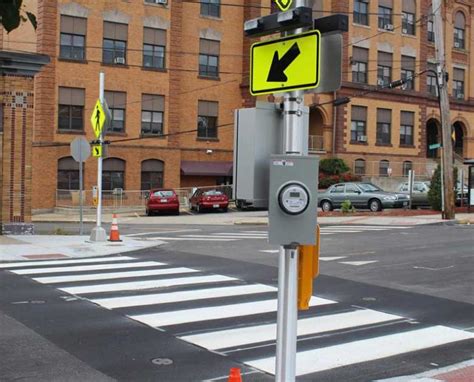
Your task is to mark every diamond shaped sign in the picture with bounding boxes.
[275,0,293,12]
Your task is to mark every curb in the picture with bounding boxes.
[234,221,268,226]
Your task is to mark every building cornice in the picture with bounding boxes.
[0,50,50,76]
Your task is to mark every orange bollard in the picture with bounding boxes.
[108,214,122,242]
[228,367,242,382]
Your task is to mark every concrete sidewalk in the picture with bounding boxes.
[0,235,164,262]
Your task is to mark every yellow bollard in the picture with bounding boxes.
[297,225,320,310]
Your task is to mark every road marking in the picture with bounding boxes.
[320,256,347,261]
[246,326,474,376]
[12,261,164,275]
[92,284,276,309]
[213,233,267,236]
[181,310,401,351]
[259,250,280,254]
[130,296,335,327]
[125,229,201,237]
[33,267,198,284]
[413,265,455,271]
[145,237,238,242]
[340,261,379,266]
[182,235,267,240]
[59,275,237,295]
[320,230,362,233]
[0,256,134,268]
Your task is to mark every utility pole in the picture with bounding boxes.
[89,72,107,241]
[432,0,455,219]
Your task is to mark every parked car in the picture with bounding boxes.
[189,189,229,213]
[318,182,410,212]
[146,189,180,216]
[396,181,431,208]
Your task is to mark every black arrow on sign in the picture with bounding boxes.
[267,42,301,82]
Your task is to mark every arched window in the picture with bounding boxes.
[403,161,413,176]
[354,159,366,175]
[102,158,125,191]
[454,12,466,49]
[57,157,80,190]
[379,160,390,177]
[141,159,164,190]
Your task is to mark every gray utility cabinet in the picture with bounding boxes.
[233,102,309,209]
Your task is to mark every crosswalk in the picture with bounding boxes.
[132,226,410,243]
[1,255,472,379]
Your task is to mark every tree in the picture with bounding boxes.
[1,0,36,33]
[428,164,458,211]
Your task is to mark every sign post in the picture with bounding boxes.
[89,72,107,242]
[70,136,91,235]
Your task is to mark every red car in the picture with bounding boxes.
[189,189,229,213]
[146,189,180,216]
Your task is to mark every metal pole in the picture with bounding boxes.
[79,159,83,235]
[275,2,311,380]
[432,0,455,219]
[408,169,413,210]
[89,72,107,241]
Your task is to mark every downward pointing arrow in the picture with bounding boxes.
[267,42,301,82]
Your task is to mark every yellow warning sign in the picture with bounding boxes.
[274,0,293,12]
[90,99,106,139]
[250,30,321,96]
[92,145,102,158]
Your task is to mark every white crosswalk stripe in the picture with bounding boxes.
[3,255,472,379]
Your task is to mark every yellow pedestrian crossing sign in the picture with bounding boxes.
[275,0,293,11]
[92,145,102,158]
[250,30,321,96]
[91,99,106,139]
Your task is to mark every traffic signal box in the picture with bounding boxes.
[297,225,320,310]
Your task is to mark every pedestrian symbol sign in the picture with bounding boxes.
[91,99,106,139]
[92,145,102,157]
[250,30,321,96]
[274,0,293,12]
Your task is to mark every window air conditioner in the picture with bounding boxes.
[357,135,368,142]
[377,79,385,86]
[384,24,394,31]
[457,93,464,99]
[114,57,125,65]
[402,28,408,34]
[155,0,167,4]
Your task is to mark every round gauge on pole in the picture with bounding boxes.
[278,182,310,215]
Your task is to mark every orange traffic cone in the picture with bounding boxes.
[228,368,242,382]
[108,214,122,242]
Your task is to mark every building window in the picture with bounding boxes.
[102,158,125,191]
[376,108,391,145]
[352,47,368,84]
[201,0,220,18]
[354,0,369,25]
[141,159,164,191]
[58,87,84,131]
[351,106,367,142]
[402,0,416,35]
[427,64,438,96]
[143,27,166,69]
[197,100,218,139]
[377,51,392,86]
[59,15,86,60]
[452,68,465,100]
[400,111,414,146]
[354,159,366,175]
[427,17,435,42]
[401,55,415,90]
[378,2,392,29]
[57,157,81,190]
[103,22,128,65]
[199,38,220,78]
[453,12,465,49]
[403,161,412,176]
[105,91,126,133]
[379,160,390,177]
[141,94,164,135]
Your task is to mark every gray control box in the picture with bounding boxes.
[268,155,319,246]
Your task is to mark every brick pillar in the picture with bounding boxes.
[0,74,36,234]
[33,0,57,143]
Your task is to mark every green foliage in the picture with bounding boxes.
[341,199,356,214]
[319,158,350,175]
[1,0,37,33]
[428,165,458,211]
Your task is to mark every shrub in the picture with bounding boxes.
[428,165,458,211]
[319,172,361,189]
[320,158,350,175]
[341,199,356,214]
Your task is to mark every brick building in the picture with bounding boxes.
[2,0,474,212]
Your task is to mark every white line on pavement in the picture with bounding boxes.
[0,256,134,268]
[125,229,201,237]
[145,237,238,242]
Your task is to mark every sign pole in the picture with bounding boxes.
[275,1,311,380]
[79,157,84,235]
[89,72,107,242]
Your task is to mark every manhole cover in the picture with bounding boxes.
[151,358,173,366]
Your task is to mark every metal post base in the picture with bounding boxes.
[89,226,107,242]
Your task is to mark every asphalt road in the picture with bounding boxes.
[1,222,473,381]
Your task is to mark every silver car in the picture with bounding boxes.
[318,182,410,212]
